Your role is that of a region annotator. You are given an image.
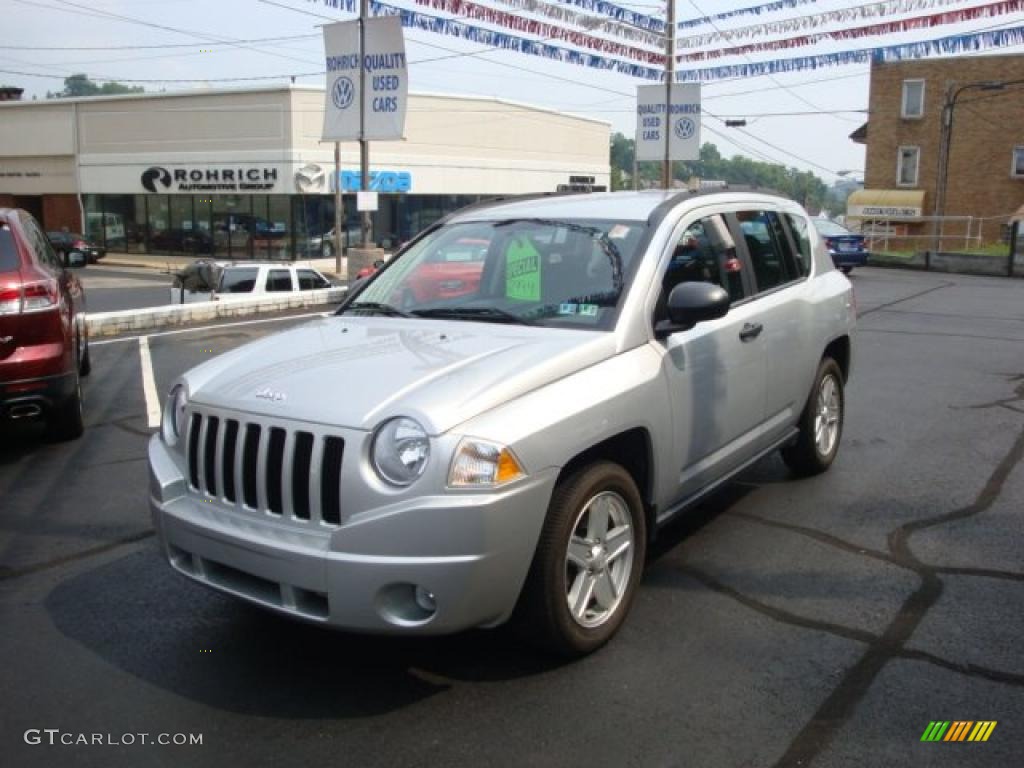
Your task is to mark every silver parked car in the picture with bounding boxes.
[149,190,855,656]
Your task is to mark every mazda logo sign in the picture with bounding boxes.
[294,163,326,193]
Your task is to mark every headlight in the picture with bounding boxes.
[163,384,189,445]
[371,417,430,486]
[448,439,525,488]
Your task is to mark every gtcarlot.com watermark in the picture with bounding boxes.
[24,729,202,747]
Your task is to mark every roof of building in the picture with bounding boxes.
[0,83,609,126]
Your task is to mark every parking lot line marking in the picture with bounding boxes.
[139,336,161,428]
[91,311,332,346]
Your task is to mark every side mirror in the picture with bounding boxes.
[66,251,87,269]
[372,259,386,269]
[656,281,730,337]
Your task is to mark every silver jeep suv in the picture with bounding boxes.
[149,190,855,656]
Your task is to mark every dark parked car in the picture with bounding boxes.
[812,218,868,274]
[150,228,214,254]
[1,209,90,440]
[47,230,106,264]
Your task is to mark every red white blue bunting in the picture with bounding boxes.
[675,23,1024,81]
[489,0,665,49]
[678,0,994,49]
[678,0,819,30]
[679,0,1024,61]
[408,0,665,63]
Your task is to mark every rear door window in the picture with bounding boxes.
[219,268,259,293]
[266,269,294,292]
[735,210,800,293]
[0,225,20,273]
[297,269,330,290]
[783,214,812,277]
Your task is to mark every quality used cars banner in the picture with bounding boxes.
[322,16,408,142]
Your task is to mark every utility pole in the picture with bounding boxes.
[358,0,371,249]
[662,0,676,190]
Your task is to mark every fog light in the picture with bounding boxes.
[414,586,437,614]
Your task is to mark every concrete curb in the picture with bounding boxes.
[85,286,348,337]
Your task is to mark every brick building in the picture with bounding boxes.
[849,53,1024,252]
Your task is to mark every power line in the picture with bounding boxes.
[0,34,321,51]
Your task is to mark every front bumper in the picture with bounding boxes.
[148,434,558,634]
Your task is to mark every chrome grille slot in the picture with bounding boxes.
[321,436,344,525]
[266,427,286,515]
[292,431,314,520]
[184,410,344,527]
[187,413,202,490]
[222,420,239,502]
[203,416,219,496]
[241,424,261,509]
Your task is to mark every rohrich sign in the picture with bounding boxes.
[140,165,279,193]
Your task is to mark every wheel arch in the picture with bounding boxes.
[555,427,656,542]
[823,334,851,383]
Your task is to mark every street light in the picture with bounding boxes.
[932,78,1024,251]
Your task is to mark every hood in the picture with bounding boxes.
[185,316,615,434]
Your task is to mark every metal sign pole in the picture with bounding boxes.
[359,0,371,249]
[334,141,343,274]
[662,1,676,190]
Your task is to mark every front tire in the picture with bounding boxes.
[781,357,844,476]
[514,461,646,657]
[840,266,853,275]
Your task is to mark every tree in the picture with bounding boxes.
[609,134,831,211]
[47,73,143,99]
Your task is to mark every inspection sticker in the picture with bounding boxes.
[579,304,598,317]
[505,236,541,301]
[559,303,578,315]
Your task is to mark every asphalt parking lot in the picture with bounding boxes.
[78,264,175,313]
[1,267,1021,768]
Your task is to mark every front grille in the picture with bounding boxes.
[186,412,345,527]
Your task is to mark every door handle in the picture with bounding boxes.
[739,322,763,342]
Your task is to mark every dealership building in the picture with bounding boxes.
[0,85,610,259]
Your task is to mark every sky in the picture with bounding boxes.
[4,0,1024,182]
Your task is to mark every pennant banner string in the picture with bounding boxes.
[679,0,1023,61]
[489,0,665,48]
[408,0,665,63]
[679,0,992,49]
[678,0,820,30]
[676,23,1024,81]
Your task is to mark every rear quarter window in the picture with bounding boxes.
[0,226,20,273]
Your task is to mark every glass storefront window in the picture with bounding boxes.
[146,196,170,254]
[211,194,253,260]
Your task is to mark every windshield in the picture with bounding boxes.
[344,218,647,330]
[813,219,852,236]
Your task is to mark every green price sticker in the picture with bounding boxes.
[505,236,541,301]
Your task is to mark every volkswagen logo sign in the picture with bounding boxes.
[332,76,354,110]
[141,166,172,193]
[294,163,326,193]
[674,117,696,141]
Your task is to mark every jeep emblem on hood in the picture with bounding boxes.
[254,388,287,402]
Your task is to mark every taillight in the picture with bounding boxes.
[0,287,20,315]
[10,280,60,314]
[825,237,836,249]
[72,240,87,249]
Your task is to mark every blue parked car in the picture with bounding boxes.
[813,218,867,274]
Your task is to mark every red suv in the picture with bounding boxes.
[0,209,90,440]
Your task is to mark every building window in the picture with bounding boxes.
[897,146,920,187]
[901,80,925,119]
[1012,147,1024,178]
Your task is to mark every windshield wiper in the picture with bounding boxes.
[339,301,412,317]
[411,307,533,325]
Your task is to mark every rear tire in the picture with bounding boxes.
[781,357,844,476]
[78,330,92,377]
[840,266,853,275]
[514,461,646,657]
[47,371,84,442]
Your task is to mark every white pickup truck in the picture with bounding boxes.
[170,262,334,304]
